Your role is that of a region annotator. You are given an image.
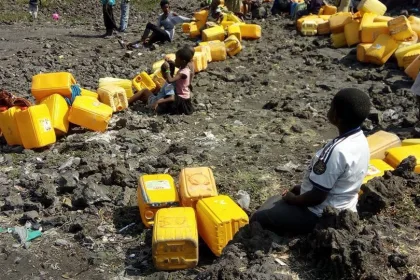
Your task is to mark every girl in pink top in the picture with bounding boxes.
[162,47,194,115]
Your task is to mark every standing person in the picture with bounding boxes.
[295,0,323,19]
[119,0,130,32]
[251,88,371,234]
[29,0,39,20]
[102,0,118,38]
[225,0,244,17]
[118,0,194,49]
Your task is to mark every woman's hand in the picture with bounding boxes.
[161,61,170,72]
[151,102,159,111]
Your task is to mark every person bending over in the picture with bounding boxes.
[251,88,371,234]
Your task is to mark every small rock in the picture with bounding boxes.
[55,239,72,247]
[291,124,303,133]
[382,86,392,94]
[44,43,51,49]
[34,184,57,208]
[125,51,133,58]
[62,198,73,208]
[21,210,39,222]
[3,194,24,210]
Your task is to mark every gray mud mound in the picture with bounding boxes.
[196,222,297,280]
[290,156,420,280]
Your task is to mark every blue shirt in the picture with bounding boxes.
[101,0,115,5]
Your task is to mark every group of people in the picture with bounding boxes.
[101,0,131,38]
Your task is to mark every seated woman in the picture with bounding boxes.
[119,0,194,49]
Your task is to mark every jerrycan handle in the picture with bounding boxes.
[70,74,77,85]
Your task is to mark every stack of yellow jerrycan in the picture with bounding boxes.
[138,167,249,270]
[202,25,225,42]
[239,24,261,39]
[195,45,212,62]
[227,24,241,41]
[365,34,398,65]
[344,21,360,47]
[97,85,128,112]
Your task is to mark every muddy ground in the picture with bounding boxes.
[0,0,419,279]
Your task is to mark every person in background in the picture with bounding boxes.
[29,0,40,20]
[102,0,118,38]
[161,47,195,115]
[200,0,225,22]
[251,88,371,234]
[243,0,262,18]
[411,73,420,123]
[271,0,291,15]
[118,0,194,49]
[225,0,243,18]
[295,0,323,19]
[119,0,130,32]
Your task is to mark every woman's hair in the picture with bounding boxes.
[160,0,169,7]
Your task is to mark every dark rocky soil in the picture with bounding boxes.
[0,0,419,279]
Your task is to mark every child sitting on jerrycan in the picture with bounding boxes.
[129,46,194,115]
[251,88,371,234]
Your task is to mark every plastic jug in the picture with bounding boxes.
[357,43,373,62]
[152,54,176,73]
[15,104,56,149]
[297,15,320,31]
[221,21,235,30]
[178,167,218,208]
[394,43,420,67]
[199,40,227,61]
[196,195,249,257]
[402,139,420,146]
[239,24,261,39]
[301,20,318,36]
[317,20,331,35]
[360,12,377,30]
[331,32,347,48]
[182,22,191,33]
[194,45,212,62]
[385,145,420,173]
[193,52,205,73]
[80,88,99,99]
[0,106,22,146]
[329,12,353,34]
[227,24,242,41]
[374,16,394,23]
[97,85,128,112]
[405,55,420,79]
[397,31,418,49]
[68,96,113,132]
[152,207,198,271]
[39,94,69,134]
[363,159,394,184]
[365,34,398,65]
[137,174,180,228]
[402,50,420,69]
[344,21,360,47]
[31,72,76,101]
[189,22,201,38]
[409,16,420,37]
[357,0,387,16]
[361,22,389,43]
[194,10,209,25]
[322,5,337,15]
[388,16,414,41]
[224,35,242,56]
[202,26,225,42]
[367,130,401,159]
[132,72,156,92]
[98,78,133,99]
